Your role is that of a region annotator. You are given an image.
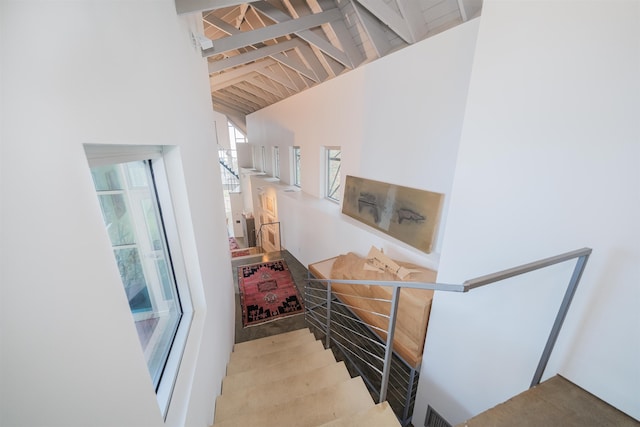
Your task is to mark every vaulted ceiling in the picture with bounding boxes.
[177,0,482,132]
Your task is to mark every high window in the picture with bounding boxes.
[273,146,280,178]
[325,146,341,202]
[85,145,192,415]
[293,146,301,187]
[228,121,247,146]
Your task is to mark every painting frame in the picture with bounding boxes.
[341,175,444,253]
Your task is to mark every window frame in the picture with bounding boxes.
[325,146,341,202]
[84,144,193,418]
[292,146,301,187]
[273,146,280,179]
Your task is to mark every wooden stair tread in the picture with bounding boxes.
[232,328,311,354]
[319,402,401,427]
[215,362,351,423]
[222,348,336,394]
[229,330,315,361]
[226,339,324,375]
[212,377,375,427]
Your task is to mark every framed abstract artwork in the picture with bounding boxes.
[341,175,444,253]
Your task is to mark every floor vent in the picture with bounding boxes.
[425,405,452,427]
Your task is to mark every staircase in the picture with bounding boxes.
[212,328,400,427]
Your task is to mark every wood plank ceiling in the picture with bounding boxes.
[182,0,481,131]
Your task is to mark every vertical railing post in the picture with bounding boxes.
[380,286,401,403]
[325,280,332,349]
[277,222,282,252]
[402,367,417,424]
[530,253,591,387]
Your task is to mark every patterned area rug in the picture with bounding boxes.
[229,237,240,250]
[231,248,252,258]
[238,259,304,327]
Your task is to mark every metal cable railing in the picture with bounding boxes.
[217,148,240,192]
[304,247,592,425]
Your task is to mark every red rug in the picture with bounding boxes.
[231,249,252,258]
[238,259,304,327]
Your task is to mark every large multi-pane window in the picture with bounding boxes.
[85,146,191,415]
[293,146,301,187]
[325,146,341,202]
[273,146,280,178]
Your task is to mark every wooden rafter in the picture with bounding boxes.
[353,0,413,43]
[251,1,353,68]
[202,8,342,55]
[201,0,468,121]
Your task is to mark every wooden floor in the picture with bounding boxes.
[457,375,639,427]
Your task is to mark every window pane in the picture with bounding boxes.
[91,164,124,191]
[293,146,301,187]
[91,160,182,389]
[327,148,341,201]
[273,146,280,178]
[97,194,135,246]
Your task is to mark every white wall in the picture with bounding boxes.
[1,2,234,426]
[415,0,640,424]
[213,110,231,150]
[247,18,481,268]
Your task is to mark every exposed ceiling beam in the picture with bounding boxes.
[350,0,391,57]
[246,2,327,82]
[203,14,241,35]
[292,41,329,81]
[211,67,262,91]
[316,48,344,77]
[202,8,342,55]
[206,38,299,69]
[218,87,263,111]
[212,94,253,115]
[353,0,413,43]
[199,0,467,124]
[205,12,325,81]
[256,62,300,92]
[250,74,286,98]
[278,63,307,90]
[325,12,366,68]
[236,81,280,104]
[312,0,365,67]
[224,85,269,109]
[271,51,317,82]
[176,0,247,15]
[397,0,429,41]
[250,1,353,68]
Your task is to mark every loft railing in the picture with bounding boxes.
[304,247,592,423]
[256,221,282,253]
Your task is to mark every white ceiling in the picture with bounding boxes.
[177,0,483,132]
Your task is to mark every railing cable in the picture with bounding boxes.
[305,247,593,418]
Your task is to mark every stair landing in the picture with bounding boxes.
[457,375,639,427]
